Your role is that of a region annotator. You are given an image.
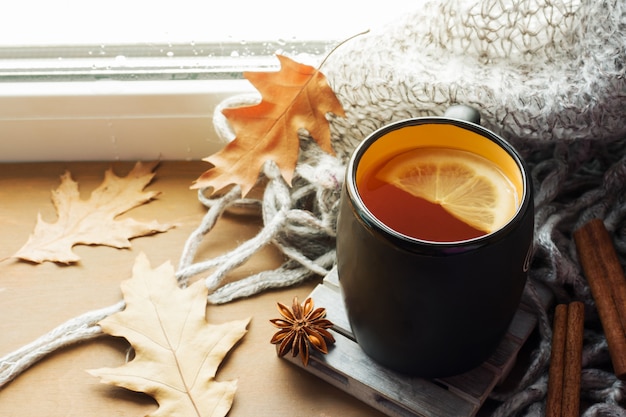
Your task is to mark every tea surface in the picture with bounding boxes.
[358,147,519,242]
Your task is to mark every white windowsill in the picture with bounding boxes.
[0,79,255,162]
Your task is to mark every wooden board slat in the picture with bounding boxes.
[280,267,550,417]
[299,329,478,417]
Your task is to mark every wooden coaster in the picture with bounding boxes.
[280,267,551,417]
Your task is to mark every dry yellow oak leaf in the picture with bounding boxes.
[192,54,345,196]
[89,253,250,417]
[14,161,174,264]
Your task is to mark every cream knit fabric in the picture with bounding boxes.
[322,0,625,160]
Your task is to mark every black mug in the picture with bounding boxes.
[336,106,534,377]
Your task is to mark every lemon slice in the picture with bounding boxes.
[376,148,518,233]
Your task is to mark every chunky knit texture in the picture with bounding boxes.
[323,0,625,157]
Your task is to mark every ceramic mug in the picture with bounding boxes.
[336,106,534,378]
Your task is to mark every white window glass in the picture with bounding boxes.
[1,1,416,81]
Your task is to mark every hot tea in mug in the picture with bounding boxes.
[357,137,523,242]
[336,108,533,377]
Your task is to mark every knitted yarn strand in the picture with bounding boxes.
[0,301,125,387]
[0,103,343,387]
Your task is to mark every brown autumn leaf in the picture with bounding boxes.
[192,54,345,196]
[13,161,174,264]
[89,253,250,417]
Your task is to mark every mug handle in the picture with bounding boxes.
[444,105,481,125]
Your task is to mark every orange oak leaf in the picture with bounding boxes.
[192,54,345,196]
[13,161,174,264]
[89,253,250,417]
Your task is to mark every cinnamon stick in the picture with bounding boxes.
[561,301,584,417]
[574,219,626,380]
[546,304,568,417]
[546,303,585,417]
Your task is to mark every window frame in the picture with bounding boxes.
[0,78,256,162]
[0,34,346,163]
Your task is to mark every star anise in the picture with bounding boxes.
[270,296,335,366]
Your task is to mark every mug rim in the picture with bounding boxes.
[345,117,532,252]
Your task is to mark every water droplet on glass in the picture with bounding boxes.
[166,51,174,57]
[230,51,240,57]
